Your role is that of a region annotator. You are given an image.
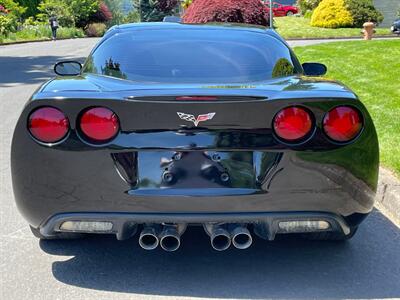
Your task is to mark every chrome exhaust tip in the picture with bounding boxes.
[231,226,253,250]
[159,226,181,252]
[139,227,159,250]
[210,227,231,251]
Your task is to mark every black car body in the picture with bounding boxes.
[11,23,379,251]
[391,19,400,34]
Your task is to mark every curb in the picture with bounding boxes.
[286,35,398,41]
[376,168,400,226]
[0,36,97,46]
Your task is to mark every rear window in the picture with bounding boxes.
[83,28,299,83]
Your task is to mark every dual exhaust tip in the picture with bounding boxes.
[210,225,253,251]
[139,226,181,252]
[139,224,253,252]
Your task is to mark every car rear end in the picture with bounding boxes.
[11,24,379,250]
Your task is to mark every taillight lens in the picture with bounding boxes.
[28,107,69,143]
[79,107,119,142]
[273,106,313,142]
[323,106,362,142]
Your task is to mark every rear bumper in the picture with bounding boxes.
[12,146,377,228]
[40,211,352,240]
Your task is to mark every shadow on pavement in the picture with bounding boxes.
[39,210,400,299]
[0,56,86,87]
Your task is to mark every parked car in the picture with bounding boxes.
[264,1,299,17]
[391,19,400,34]
[12,22,379,252]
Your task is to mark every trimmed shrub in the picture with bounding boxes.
[85,22,106,37]
[311,0,353,28]
[345,0,383,27]
[182,0,269,27]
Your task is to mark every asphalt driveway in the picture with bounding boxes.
[0,38,399,300]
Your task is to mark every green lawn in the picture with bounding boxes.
[294,40,400,177]
[276,16,392,39]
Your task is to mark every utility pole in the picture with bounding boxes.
[269,0,273,29]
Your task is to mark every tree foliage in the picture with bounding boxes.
[15,0,40,18]
[37,0,75,27]
[103,0,124,25]
[296,0,322,14]
[181,0,193,10]
[37,0,99,28]
[182,0,269,26]
[345,0,383,27]
[69,0,100,28]
[89,1,112,24]
[0,0,26,34]
[123,9,140,23]
[139,0,179,22]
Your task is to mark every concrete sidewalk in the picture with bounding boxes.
[377,168,400,226]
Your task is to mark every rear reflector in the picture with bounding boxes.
[175,96,218,101]
[323,106,362,142]
[273,106,313,142]
[60,221,113,232]
[28,107,69,143]
[79,107,119,142]
[278,220,330,233]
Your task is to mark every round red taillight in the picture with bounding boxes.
[273,106,313,142]
[28,107,69,143]
[79,107,119,142]
[323,106,362,142]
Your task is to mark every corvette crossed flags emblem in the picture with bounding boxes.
[177,112,216,127]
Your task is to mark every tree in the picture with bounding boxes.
[139,0,178,22]
[345,0,383,27]
[37,0,99,28]
[0,0,26,35]
[123,9,140,23]
[103,0,124,25]
[68,0,100,28]
[89,1,113,24]
[37,0,75,27]
[182,0,269,27]
[15,0,40,18]
[296,0,322,14]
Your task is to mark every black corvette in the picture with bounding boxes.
[11,22,379,251]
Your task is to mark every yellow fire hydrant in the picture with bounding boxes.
[362,22,375,40]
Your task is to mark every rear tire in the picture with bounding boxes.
[303,226,358,241]
[30,226,84,240]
